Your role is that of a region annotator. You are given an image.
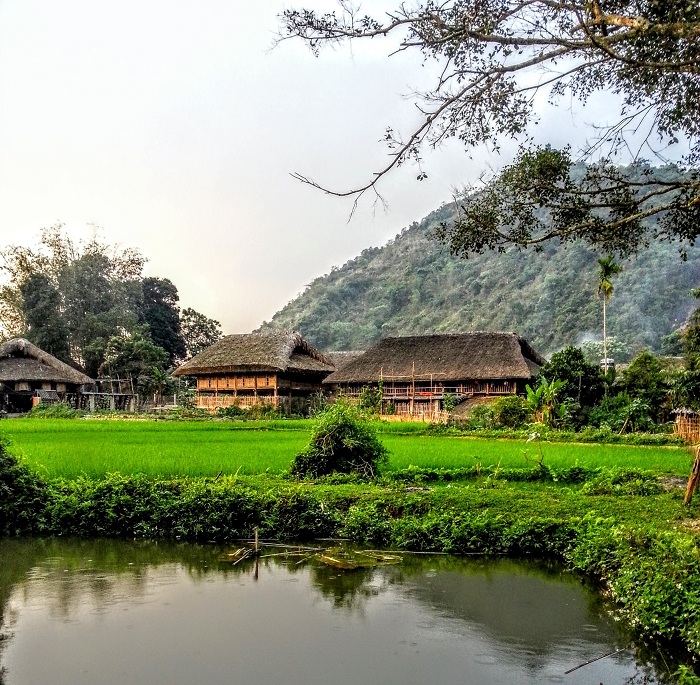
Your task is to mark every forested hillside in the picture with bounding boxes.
[259,203,699,358]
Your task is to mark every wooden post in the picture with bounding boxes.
[685,445,700,504]
[410,361,415,417]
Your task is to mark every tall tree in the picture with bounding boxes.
[180,308,222,359]
[597,255,623,372]
[138,277,185,365]
[280,1,700,256]
[19,273,71,361]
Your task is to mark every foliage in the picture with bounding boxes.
[684,289,700,371]
[101,325,169,392]
[215,403,247,419]
[467,403,495,430]
[290,402,388,479]
[282,2,700,256]
[442,393,457,413]
[19,272,71,361]
[489,395,532,429]
[0,440,48,536]
[138,277,185,364]
[538,346,604,409]
[525,376,566,427]
[28,402,81,419]
[180,307,222,359]
[619,350,669,418]
[259,206,700,357]
[597,256,624,302]
[669,370,700,410]
[0,225,221,382]
[358,383,382,415]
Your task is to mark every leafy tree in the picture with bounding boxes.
[281,1,700,256]
[180,307,222,359]
[669,370,700,410]
[100,326,168,393]
[538,347,604,408]
[139,277,185,364]
[597,256,623,372]
[619,349,668,419]
[59,251,140,375]
[19,273,71,361]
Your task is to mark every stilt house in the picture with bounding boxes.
[173,331,335,413]
[0,338,92,413]
[323,332,546,418]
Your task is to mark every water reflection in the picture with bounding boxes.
[0,539,669,685]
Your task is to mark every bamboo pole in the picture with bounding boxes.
[684,445,700,504]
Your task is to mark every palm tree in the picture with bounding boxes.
[597,256,623,374]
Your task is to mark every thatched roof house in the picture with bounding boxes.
[0,338,91,386]
[174,331,333,376]
[323,332,545,417]
[173,331,335,413]
[0,338,92,413]
[324,332,545,385]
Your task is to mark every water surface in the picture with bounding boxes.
[0,539,665,684]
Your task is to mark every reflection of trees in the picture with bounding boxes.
[309,563,383,611]
[0,541,677,683]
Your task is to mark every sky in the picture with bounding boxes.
[0,0,669,335]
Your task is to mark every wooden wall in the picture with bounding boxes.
[196,374,278,392]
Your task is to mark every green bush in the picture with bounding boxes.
[215,404,247,419]
[0,440,49,535]
[290,402,388,479]
[28,402,81,419]
[490,395,532,428]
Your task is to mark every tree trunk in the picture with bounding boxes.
[602,298,608,373]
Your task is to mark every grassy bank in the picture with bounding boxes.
[3,418,693,479]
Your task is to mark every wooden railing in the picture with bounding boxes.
[196,394,278,410]
[340,381,514,399]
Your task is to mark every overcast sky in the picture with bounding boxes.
[0,0,670,334]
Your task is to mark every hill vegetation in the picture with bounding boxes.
[260,191,699,358]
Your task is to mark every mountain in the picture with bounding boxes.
[259,202,699,359]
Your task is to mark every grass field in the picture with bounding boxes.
[2,418,693,479]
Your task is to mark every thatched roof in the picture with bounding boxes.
[0,338,92,385]
[323,332,546,384]
[324,351,365,370]
[173,331,335,376]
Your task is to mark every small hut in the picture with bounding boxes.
[673,408,700,444]
[173,331,335,414]
[323,332,545,419]
[0,338,92,414]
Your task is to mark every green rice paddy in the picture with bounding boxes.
[2,418,692,480]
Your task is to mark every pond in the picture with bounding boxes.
[0,538,669,684]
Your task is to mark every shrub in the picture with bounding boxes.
[215,404,247,419]
[28,402,81,419]
[490,395,532,428]
[290,402,388,479]
[0,440,49,535]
